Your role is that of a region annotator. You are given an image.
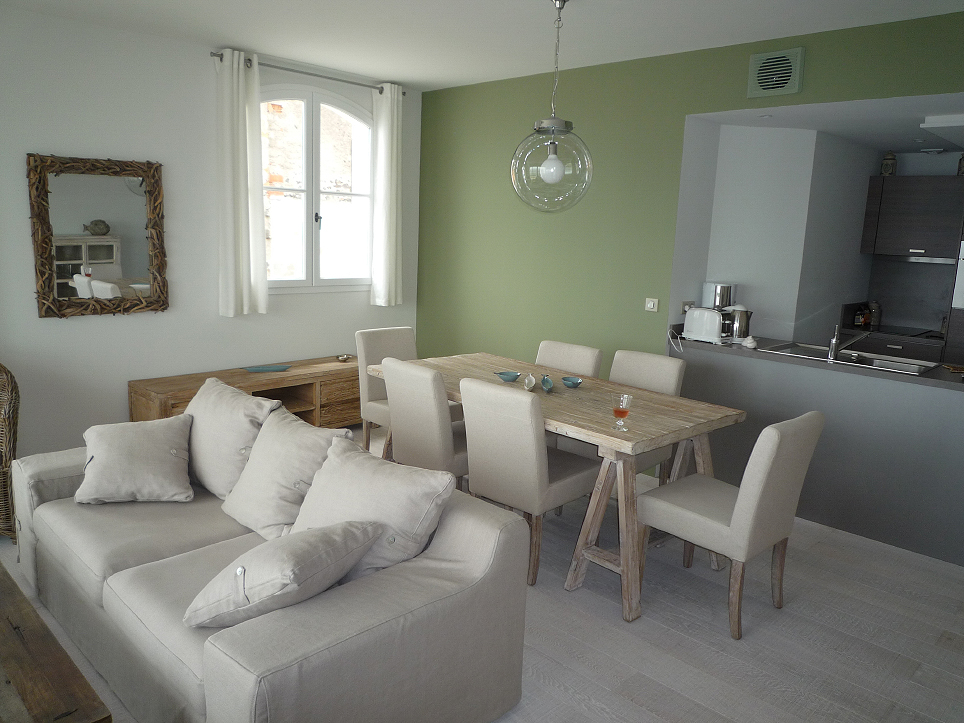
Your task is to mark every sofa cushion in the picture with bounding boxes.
[292,437,455,581]
[103,533,264,699]
[184,377,281,499]
[33,487,250,607]
[184,521,382,627]
[221,408,351,539]
[77,415,194,504]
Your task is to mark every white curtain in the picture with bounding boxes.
[370,83,403,307]
[215,49,268,317]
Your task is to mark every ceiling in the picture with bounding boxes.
[699,94,964,154]
[6,0,964,91]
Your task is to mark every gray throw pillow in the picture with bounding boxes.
[292,437,455,581]
[222,408,352,539]
[76,415,194,504]
[184,377,281,499]
[183,521,382,628]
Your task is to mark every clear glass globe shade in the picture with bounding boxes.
[510,129,592,212]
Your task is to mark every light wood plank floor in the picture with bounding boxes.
[4,435,963,723]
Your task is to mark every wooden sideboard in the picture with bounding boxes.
[129,356,362,428]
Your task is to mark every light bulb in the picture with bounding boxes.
[539,142,566,184]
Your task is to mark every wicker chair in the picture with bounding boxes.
[0,362,20,540]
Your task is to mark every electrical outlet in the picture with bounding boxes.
[645,298,658,312]
[682,300,696,314]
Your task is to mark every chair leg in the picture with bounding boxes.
[771,537,788,609]
[381,429,393,461]
[728,559,745,639]
[638,524,651,586]
[523,512,543,586]
[683,541,695,568]
[362,420,372,451]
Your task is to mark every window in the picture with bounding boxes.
[261,86,373,290]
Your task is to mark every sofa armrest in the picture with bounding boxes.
[203,491,528,723]
[12,447,87,589]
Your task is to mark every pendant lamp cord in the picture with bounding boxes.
[550,1,564,117]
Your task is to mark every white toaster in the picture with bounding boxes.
[682,307,724,344]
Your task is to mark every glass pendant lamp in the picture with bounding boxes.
[510,0,592,212]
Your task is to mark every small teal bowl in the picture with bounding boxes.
[495,371,521,383]
[561,376,583,388]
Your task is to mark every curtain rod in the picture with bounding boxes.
[210,52,393,94]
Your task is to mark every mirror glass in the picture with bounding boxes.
[27,154,168,318]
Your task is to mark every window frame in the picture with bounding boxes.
[261,83,375,294]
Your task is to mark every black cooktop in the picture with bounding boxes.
[874,325,944,341]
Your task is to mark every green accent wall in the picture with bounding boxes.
[417,13,964,373]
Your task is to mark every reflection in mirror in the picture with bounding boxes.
[26,154,168,318]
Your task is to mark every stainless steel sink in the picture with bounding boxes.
[757,342,940,376]
[757,342,831,361]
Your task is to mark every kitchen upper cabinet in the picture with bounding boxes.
[861,175,964,258]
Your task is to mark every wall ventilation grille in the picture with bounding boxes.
[747,47,804,98]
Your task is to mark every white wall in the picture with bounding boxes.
[794,132,877,344]
[0,7,421,455]
[705,125,816,339]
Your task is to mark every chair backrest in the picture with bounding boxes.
[535,340,602,378]
[73,274,94,298]
[460,378,549,514]
[90,279,121,298]
[382,357,455,473]
[355,327,418,413]
[730,411,825,560]
[610,350,686,396]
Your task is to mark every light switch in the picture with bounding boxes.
[645,298,658,312]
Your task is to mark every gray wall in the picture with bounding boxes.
[0,7,421,455]
[673,343,964,566]
[794,132,877,344]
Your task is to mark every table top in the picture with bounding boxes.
[369,352,745,456]
[0,564,112,723]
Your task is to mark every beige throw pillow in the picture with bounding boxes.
[292,437,455,581]
[222,408,352,539]
[183,521,382,628]
[76,415,194,504]
[184,377,281,499]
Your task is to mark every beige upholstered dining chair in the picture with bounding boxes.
[72,273,94,298]
[535,340,602,378]
[382,358,469,489]
[90,279,122,299]
[637,411,825,639]
[460,378,602,585]
[355,327,461,456]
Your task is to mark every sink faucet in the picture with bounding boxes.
[828,324,871,360]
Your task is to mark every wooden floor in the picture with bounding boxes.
[3,433,963,723]
[499,496,964,723]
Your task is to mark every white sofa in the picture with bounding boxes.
[12,393,528,723]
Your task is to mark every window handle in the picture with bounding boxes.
[314,213,322,224]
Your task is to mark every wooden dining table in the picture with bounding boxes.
[368,352,746,622]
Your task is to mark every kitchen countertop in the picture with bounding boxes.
[670,331,964,391]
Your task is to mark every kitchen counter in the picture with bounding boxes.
[671,331,964,390]
[668,331,964,567]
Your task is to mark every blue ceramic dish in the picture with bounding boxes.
[243,364,292,373]
[495,371,522,383]
[561,376,583,388]
[541,374,553,392]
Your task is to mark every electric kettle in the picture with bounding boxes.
[723,305,752,340]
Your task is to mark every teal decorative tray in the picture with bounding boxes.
[243,364,291,373]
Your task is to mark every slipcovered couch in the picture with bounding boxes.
[12,378,529,723]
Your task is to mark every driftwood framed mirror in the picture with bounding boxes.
[26,154,169,318]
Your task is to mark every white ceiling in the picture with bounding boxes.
[6,0,964,91]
